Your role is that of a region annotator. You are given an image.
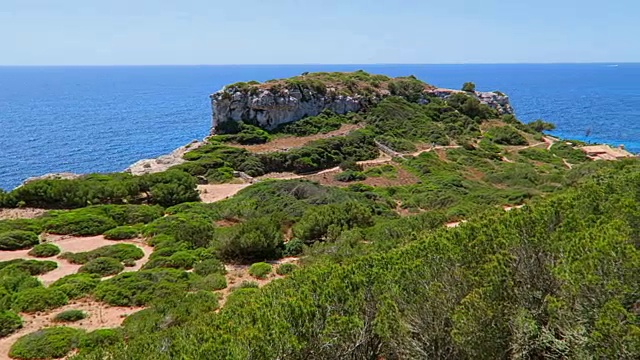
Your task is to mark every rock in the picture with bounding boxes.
[125,140,203,176]
[20,172,82,187]
[211,78,514,134]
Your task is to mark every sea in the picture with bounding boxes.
[1,64,639,190]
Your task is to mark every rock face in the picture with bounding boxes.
[125,140,203,176]
[210,87,381,132]
[210,84,514,134]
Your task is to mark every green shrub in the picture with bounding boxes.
[273,111,347,136]
[375,135,417,152]
[194,258,227,276]
[216,216,283,263]
[144,214,215,249]
[192,273,227,291]
[484,125,528,146]
[12,287,68,313]
[9,327,84,359]
[527,119,556,133]
[276,263,297,276]
[334,170,367,182]
[80,329,122,351]
[79,257,124,277]
[248,262,272,279]
[0,259,57,276]
[93,269,194,307]
[44,213,117,236]
[123,259,136,267]
[218,123,271,144]
[27,243,60,258]
[339,160,363,172]
[364,164,397,178]
[0,310,22,337]
[53,310,86,323]
[551,142,589,163]
[59,244,144,264]
[462,82,476,92]
[50,273,101,300]
[283,238,305,257]
[168,251,197,270]
[0,231,39,250]
[103,225,140,240]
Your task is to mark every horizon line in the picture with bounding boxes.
[0,62,638,67]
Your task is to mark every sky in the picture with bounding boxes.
[0,0,637,65]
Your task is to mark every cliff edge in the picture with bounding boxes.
[210,71,513,134]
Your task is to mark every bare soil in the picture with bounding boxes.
[0,235,153,285]
[0,208,47,220]
[235,124,362,153]
[217,257,300,308]
[198,183,251,203]
[0,299,144,359]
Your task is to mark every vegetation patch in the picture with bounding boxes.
[27,243,61,257]
[53,309,87,323]
[103,225,141,240]
[0,230,39,250]
[0,310,22,337]
[9,326,84,359]
[484,125,528,146]
[78,257,125,277]
[59,244,144,265]
[248,262,273,279]
[276,263,297,276]
[12,287,68,313]
[49,273,101,299]
[0,259,57,275]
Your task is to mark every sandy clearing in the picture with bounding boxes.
[198,184,251,203]
[217,257,300,307]
[0,208,47,220]
[233,124,362,153]
[0,235,153,285]
[0,299,144,359]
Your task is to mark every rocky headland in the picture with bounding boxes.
[210,71,513,133]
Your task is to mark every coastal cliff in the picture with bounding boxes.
[210,71,513,133]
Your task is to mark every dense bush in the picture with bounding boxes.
[53,310,86,323]
[12,287,68,313]
[103,225,140,240]
[80,329,122,351]
[0,310,22,337]
[248,262,272,279]
[484,125,528,146]
[194,258,227,276]
[375,135,417,152]
[192,273,227,291]
[0,231,39,250]
[79,257,125,277]
[217,123,272,144]
[334,170,367,182]
[50,273,101,299]
[0,259,57,275]
[272,111,349,136]
[93,269,195,306]
[216,216,284,263]
[527,119,556,133]
[27,243,60,257]
[144,214,215,249]
[551,142,589,163]
[59,244,144,265]
[283,238,305,257]
[338,160,363,172]
[293,201,374,242]
[44,213,118,236]
[276,263,297,276]
[9,327,84,359]
[461,81,476,92]
[7,171,197,209]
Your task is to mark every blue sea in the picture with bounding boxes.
[1,64,639,190]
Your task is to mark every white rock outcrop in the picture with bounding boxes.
[210,85,514,134]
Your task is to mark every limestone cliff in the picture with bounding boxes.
[210,72,513,134]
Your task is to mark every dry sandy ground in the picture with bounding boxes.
[234,124,362,153]
[0,299,144,359]
[0,208,47,220]
[218,257,300,307]
[0,235,153,285]
[198,183,251,203]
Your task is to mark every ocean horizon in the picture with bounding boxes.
[1,63,639,190]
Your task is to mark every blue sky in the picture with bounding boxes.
[1,0,636,65]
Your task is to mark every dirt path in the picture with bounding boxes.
[198,183,251,203]
[0,299,144,359]
[0,235,153,285]
[0,208,47,220]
